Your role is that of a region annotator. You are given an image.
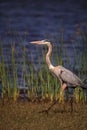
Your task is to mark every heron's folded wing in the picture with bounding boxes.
[59,67,83,86]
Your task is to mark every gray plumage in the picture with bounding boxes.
[52,65,85,88]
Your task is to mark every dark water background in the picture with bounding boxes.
[0,0,87,93]
[0,0,87,40]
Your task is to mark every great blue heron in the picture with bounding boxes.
[31,40,86,103]
[31,40,86,88]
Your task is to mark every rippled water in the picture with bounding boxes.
[0,0,87,39]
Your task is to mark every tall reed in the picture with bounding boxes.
[11,43,18,101]
[0,41,7,104]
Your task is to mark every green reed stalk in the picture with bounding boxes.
[5,65,11,99]
[24,57,31,101]
[26,62,33,100]
[11,43,18,101]
[0,41,7,104]
[22,47,33,101]
[27,51,36,101]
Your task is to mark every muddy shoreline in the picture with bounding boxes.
[0,99,87,130]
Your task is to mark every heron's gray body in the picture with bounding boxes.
[50,65,84,88]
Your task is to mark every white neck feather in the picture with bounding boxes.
[49,64,54,70]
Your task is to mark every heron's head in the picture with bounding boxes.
[30,39,50,45]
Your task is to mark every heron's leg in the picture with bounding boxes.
[62,83,67,91]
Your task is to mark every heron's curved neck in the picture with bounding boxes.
[46,42,54,69]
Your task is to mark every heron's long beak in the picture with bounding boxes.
[30,41,42,44]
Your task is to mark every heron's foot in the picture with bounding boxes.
[38,109,49,116]
[38,100,58,116]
